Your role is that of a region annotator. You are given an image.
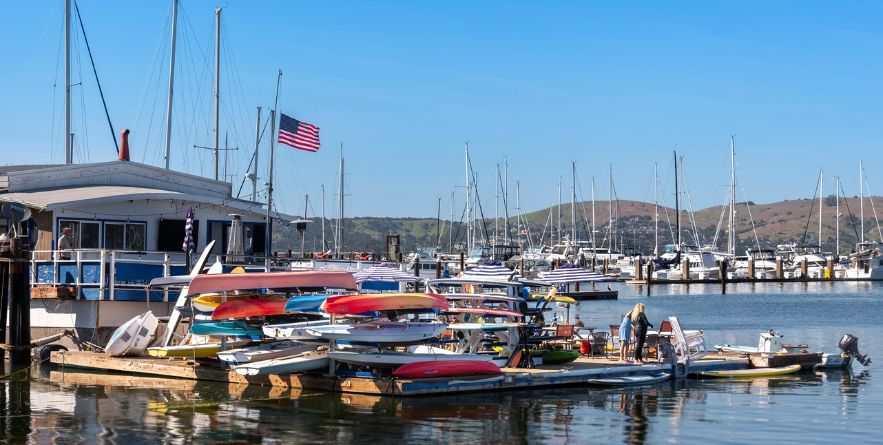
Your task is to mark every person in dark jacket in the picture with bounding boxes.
[630,303,653,364]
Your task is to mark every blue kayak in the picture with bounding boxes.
[190,320,262,337]
[284,295,330,313]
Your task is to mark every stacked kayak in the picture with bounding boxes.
[306,321,446,343]
[217,340,315,364]
[328,349,494,367]
[212,298,287,320]
[321,293,448,315]
[190,320,263,337]
[234,350,329,376]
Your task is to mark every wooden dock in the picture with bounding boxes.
[50,351,749,397]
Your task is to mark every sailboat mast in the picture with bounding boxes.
[321,184,326,252]
[729,136,736,257]
[504,157,510,244]
[449,191,454,252]
[252,107,261,201]
[494,164,499,248]
[674,151,681,250]
[465,142,471,254]
[835,176,840,258]
[557,176,562,245]
[338,145,345,255]
[516,181,523,250]
[163,0,179,170]
[654,163,659,256]
[65,0,71,164]
[213,7,221,180]
[571,161,577,244]
[608,164,613,249]
[591,177,596,255]
[819,168,824,250]
[860,160,865,244]
[265,70,281,268]
[437,197,442,250]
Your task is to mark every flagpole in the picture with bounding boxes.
[266,70,282,270]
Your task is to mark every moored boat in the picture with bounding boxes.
[105,311,160,357]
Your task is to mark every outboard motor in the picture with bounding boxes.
[839,334,871,366]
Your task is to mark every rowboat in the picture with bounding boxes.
[263,319,331,340]
[216,340,316,364]
[306,321,446,343]
[105,311,160,357]
[586,373,671,386]
[189,320,263,337]
[698,364,802,378]
[392,360,502,379]
[211,298,287,320]
[321,293,448,315]
[233,350,329,375]
[328,349,494,367]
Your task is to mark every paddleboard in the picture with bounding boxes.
[392,360,502,379]
[216,340,315,364]
[321,293,448,315]
[263,319,332,340]
[698,364,802,378]
[211,298,287,320]
[587,373,671,386]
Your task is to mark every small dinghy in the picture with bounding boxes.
[698,364,802,378]
[216,340,315,364]
[529,349,579,365]
[587,372,671,386]
[105,311,160,357]
[233,350,329,376]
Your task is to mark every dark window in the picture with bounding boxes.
[157,219,199,252]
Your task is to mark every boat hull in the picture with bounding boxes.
[392,360,502,379]
[216,341,315,364]
[233,350,329,375]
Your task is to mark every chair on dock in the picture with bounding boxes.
[608,324,620,357]
[667,316,707,366]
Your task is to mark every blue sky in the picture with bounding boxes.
[1,1,882,218]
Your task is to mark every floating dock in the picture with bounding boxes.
[51,351,748,397]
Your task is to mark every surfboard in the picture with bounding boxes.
[698,364,802,378]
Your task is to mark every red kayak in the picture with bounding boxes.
[444,307,522,318]
[392,360,502,379]
[321,293,448,315]
[211,298,287,320]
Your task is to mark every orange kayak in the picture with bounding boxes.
[211,298,287,320]
[321,293,448,315]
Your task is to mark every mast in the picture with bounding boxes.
[654,163,659,256]
[65,0,71,164]
[494,164,499,249]
[729,137,736,257]
[557,175,562,245]
[449,191,454,252]
[516,181,523,250]
[835,176,840,258]
[819,168,824,250]
[163,0,179,169]
[608,164,613,250]
[437,197,442,250]
[265,70,282,268]
[337,144,345,255]
[321,184,326,252]
[252,107,261,201]
[860,160,865,244]
[591,177,597,255]
[674,151,681,251]
[465,142,472,253]
[213,8,221,180]
[571,161,577,245]
[504,157,510,244]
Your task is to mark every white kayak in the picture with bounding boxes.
[327,349,494,367]
[306,321,446,343]
[105,311,160,357]
[586,373,671,386]
[234,350,329,376]
[217,340,316,364]
[263,319,332,341]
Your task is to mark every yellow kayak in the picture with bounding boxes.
[698,364,802,378]
[191,293,282,313]
[527,293,576,304]
[147,341,247,358]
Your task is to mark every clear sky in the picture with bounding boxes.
[1,1,882,219]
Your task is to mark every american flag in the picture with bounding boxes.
[278,113,320,152]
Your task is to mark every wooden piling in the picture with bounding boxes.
[8,236,30,364]
[775,258,783,279]
[826,257,834,280]
[719,259,727,294]
[435,260,442,279]
[460,252,465,272]
[635,257,643,281]
[520,258,525,276]
[603,259,609,274]
[801,259,808,279]
[747,259,755,280]
[0,240,8,362]
[414,258,421,292]
[682,259,690,281]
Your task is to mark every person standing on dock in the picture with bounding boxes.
[631,303,653,364]
[56,227,74,260]
[619,311,633,362]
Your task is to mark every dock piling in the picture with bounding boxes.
[8,236,31,364]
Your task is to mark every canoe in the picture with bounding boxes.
[186,271,358,296]
[189,320,263,337]
[393,360,502,379]
[211,298,287,320]
[305,321,446,343]
[529,349,579,364]
[284,295,331,313]
[263,319,332,340]
[444,307,523,318]
[147,341,247,358]
[698,364,802,378]
[587,373,671,386]
[105,311,160,357]
[216,340,315,364]
[321,293,448,315]
[233,350,329,375]
[328,349,494,367]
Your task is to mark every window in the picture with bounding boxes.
[157,219,199,252]
[104,222,146,250]
[58,220,100,248]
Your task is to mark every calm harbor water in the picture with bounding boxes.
[2,282,881,444]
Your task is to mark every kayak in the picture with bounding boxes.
[263,319,332,340]
[192,293,273,313]
[587,373,671,386]
[527,294,577,304]
[305,321,446,343]
[321,293,448,315]
[147,342,247,358]
[393,360,502,379]
[529,349,580,364]
[444,293,522,303]
[328,349,494,367]
[216,340,316,364]
[211,298,287,320]
[233,350,329,375]
[189,320,263,337]
[444,307,522,318]
[284,295,331,313]
[698,364,802,378]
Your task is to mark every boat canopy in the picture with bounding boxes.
[539,265,614,284]
[352,265,423,283]
[187,271,357,296]
[460,262,522,281]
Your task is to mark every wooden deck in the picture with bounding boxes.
[50,351,749,397]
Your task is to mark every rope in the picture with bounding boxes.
[0,355,53,380]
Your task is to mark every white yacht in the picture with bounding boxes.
[845,242,883,279]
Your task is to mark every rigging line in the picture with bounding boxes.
[735,163,763,253]
[74,1,118,153]
[861,172,883,242]
[838,181,861,241]
[678,159,702,246]
[133,7,171,164]
[801,169,822,245]
[72,18,90,163]
[50,15,64,165]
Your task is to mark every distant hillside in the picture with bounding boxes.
[273,196,883,257]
